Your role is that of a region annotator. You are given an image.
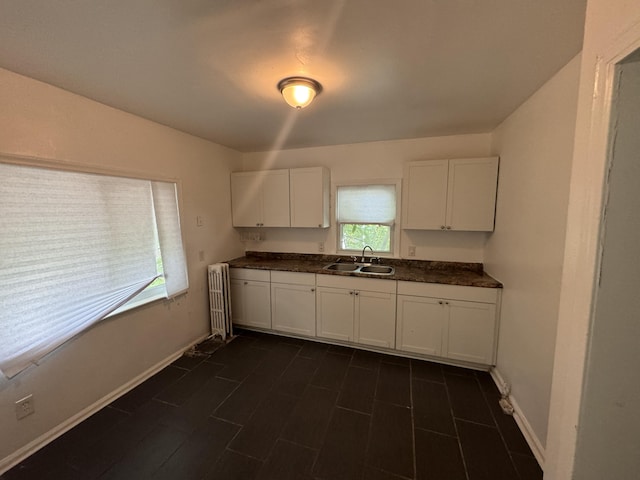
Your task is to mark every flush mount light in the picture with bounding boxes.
[277,76,322,109]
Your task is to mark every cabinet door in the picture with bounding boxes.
[316,286,354,342]
[261,170,291,227]
[290,167,330,228]
[446,157,498,231]
[355,290,396,348]
[444,300,496,364]
[231,279,271,329]
[271,282,316,336]
[230,172,262,227]
[396,295,446,356]
[402,160,449,229]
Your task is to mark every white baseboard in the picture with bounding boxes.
[490,367,546,468]
[0,333,209,475]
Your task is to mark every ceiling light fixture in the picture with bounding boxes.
[277,76,322,109]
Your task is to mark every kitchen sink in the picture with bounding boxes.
[323,262,395,276]
[359,265,394,274]
[324,263,360,271]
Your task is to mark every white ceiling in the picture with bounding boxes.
[0,0,586,152]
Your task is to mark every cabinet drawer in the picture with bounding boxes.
[316,274,396,294]
[397,281,497,303]
[230,268,270,282]
[270,270,316,286]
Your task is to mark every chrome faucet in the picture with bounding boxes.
[361,245,374,262]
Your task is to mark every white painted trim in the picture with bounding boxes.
[490,367,545,468]
[546,19,640,480]
[0,333,209,475]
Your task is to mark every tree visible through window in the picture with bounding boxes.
[340,224,391,252]
[336,184,396,254]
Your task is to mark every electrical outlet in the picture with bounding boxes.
[198,250,205,262]
[196,216,204,227]
[318,242,325,252]
[408,245,416,257]
[15,394,34,420]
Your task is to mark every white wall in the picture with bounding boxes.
[545,1,640,478]
[0,67,243,470]
[242,134,493,262]
[484,55,581,459]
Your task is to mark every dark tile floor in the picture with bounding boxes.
[2,329,542,480]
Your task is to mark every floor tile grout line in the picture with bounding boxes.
[413,424,459,439]
[409,356,418,480]
[443,371,471,480]
[304,370,342,478]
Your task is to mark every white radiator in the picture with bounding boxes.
[207,263,233,340]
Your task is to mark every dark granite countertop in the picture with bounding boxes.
[227,252,502,288]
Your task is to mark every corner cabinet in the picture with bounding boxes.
[316,275,396,348]
[396,281,499,365]
[231,169,291,227]
[402,157,499,231]
[230,268,271,329]
[231,166,330,228]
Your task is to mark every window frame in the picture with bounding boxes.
[0,153,189,378]
[334,178,401,258]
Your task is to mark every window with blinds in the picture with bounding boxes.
[336,184,397,254]
[0,160,188,379]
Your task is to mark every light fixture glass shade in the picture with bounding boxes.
[278,77,322,109]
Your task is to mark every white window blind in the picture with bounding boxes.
[336,184,396,224]
[0,162,188,379]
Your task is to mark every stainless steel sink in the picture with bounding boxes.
[324,263,360,271]
[323,262,395,276]
[359,265,394,274]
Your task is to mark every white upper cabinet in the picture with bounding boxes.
[402,157,499,231]
[231,166,330,228]
[289,166,330,228]
[402,159,449,230]
[231,170,290,227]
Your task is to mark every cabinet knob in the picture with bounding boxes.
[355,292,359,296]
[446,226,452,230]
[349,291,354,295]
[318,224,322,227]
[438,300,443,305]
[440,225,446,230]
[244,281,248,285]
[310,288,315,292]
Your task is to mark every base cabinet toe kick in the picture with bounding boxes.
[229,268,501,369]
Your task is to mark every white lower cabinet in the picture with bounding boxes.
[316,286,355,342]
[230,267,500,367]
[230,268,271,329]
[270,271,316,336]
[446,300,497,364]
[396,295,446,356]
[316,275,396,348]
[396,281,499,365]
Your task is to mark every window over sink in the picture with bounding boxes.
[336,181,400,256]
